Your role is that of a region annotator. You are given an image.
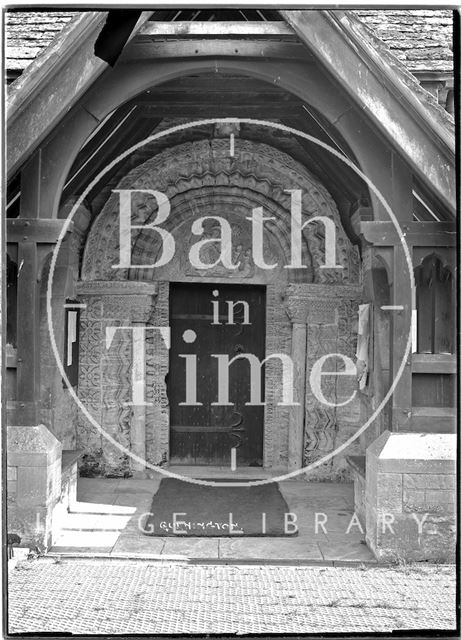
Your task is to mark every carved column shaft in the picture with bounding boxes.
[288,322,307,469]
[285,291,311,471]
[131,320,147,477]
[76,281,157,476]
[285,284,362,471]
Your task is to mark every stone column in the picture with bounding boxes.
[285,283,362,472]
[76,281,158,477]
[131,320,147,478]
[285,296,309,471]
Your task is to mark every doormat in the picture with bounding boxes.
[143,478,297,537]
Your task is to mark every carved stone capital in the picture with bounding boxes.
[103,295,156,322]
[76,280,158,297]
[76,281,158,322]
[284,295,311,324]
[284,283,362,325]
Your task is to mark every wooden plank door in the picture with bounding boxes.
[168,282,266,466]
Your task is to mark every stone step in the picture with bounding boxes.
[51,529,121,552]
[70,500,136,515]
[58,512,132,531]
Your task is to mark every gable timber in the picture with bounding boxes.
[6,11,456,217]
[6,10,453,77]
[281,11,455,215]
[6,11,152,179]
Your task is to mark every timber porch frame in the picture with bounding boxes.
[6,11,456,441]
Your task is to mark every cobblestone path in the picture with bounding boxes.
[8,559,456,634]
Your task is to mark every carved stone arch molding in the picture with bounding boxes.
[76,136,364,477]
[82,138,360,284]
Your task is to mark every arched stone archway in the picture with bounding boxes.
[76,136,363,477]
[82,137,359,283]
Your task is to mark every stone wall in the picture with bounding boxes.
[7,425,62,547]
[366,431,456,562]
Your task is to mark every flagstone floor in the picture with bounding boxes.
[51,475,376,563]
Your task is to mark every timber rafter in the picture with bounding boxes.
[6,10,455,223]
[7,11,153,179]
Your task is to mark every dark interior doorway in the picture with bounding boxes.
[168,282,266,466]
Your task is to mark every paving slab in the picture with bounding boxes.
[219,537,324,561]
[78,478,121,491]
[115,481,162,495]
[162,538,220,558]
[55,478,377,563]
[318,538,377,563]
[75,491,120,505]
[111,535,165,556]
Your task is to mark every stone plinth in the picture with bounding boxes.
[7,425,62,548]
[366,430,456,562]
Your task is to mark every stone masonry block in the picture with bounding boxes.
[7,425,62,547]
[7,424,61,467]
[17,466,48,507]
[376,472,403,512]
[403,488,455,514]
[366,430,456,562]
[7,466,17,481]
[425,489,455,505]
[403,473,455,490]
[7,480,17,497]
[367,432,456,474]
[7,505,53,548]
[402,488,426,512]
[368,510,456,563]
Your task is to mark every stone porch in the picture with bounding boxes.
[50,477,376,564]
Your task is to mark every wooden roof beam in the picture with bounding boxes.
[354,221,456,247]
[135,104,304,118]
[122,39,312,61]
[7,218,73,243]
[138,21,296,38]
[147,76,295,93]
